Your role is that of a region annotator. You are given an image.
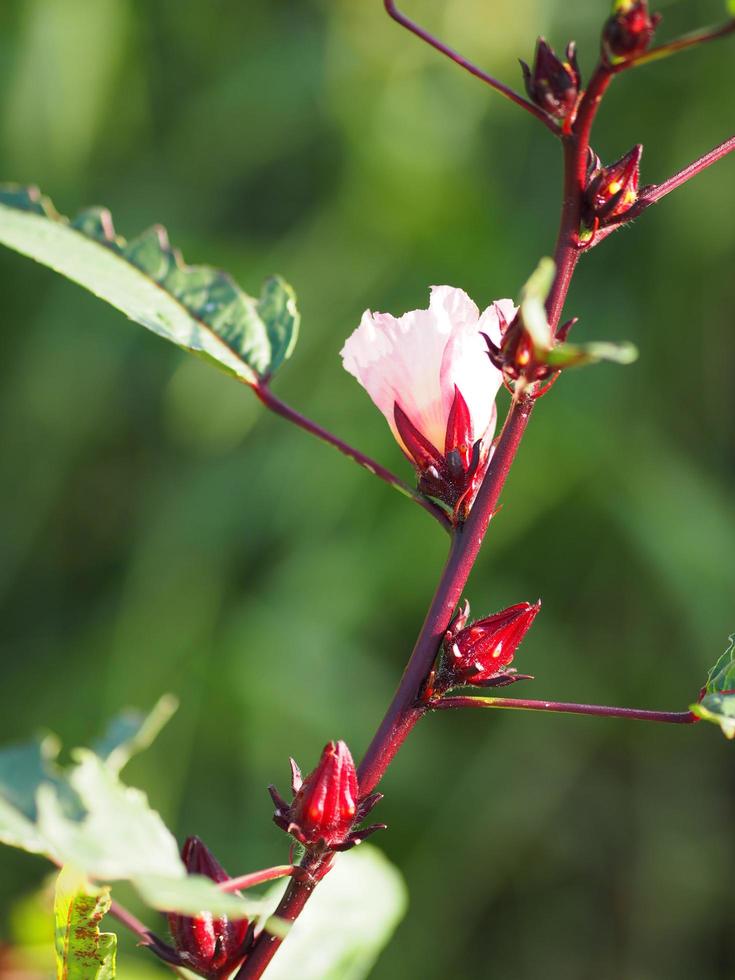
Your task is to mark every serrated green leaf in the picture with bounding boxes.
[37,751,184,881]
[92,695,178,775]
[690,635,735,738]
[261,846,407,980]
[0,715,275,926]
[546,340,639,369]
[54,866,117,980]
[728,0,735,16]
[0,185,300,385]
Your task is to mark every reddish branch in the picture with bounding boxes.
[383,0,560,135]
[434,695,700,725]
[253,383,451,529]
[239,41,615,980]
[219,865,294,894]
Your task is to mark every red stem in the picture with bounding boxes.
[219,865,294,893]
[435,695,700,725]
[236,853,331,979]
[239,43,620,980]
[254,383,450,530]
[357,395,534,794]
[545,64,613,327]
[383,0,559,136]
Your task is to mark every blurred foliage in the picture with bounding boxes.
[0,0,733,977]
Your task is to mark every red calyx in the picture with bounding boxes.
[269,741,384,852]
[484,310,577,396]
[486,314,552,386]
[167,837,252,980]
[603,1,661,60]
[520,38,581,125]
[394,386,488,524]
[583,145,642,227]
[439,601,541,688]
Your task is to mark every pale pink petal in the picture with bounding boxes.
[341,293,455,452]
[441,299,516,447]
[341,287,514,457]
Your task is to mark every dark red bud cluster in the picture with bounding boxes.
[486,314,551,385]
[583,145,642,228]
[394,385,488,524]
[484,310,575,392]
[520,38,581,124]
[437,600,540,690]
[168,837,253,980]
[269,740,384,852]
[603,0,661,60]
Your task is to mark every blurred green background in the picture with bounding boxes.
[0,0,733,977]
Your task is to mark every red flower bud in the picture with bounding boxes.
[440,601,541,688]
[603,0,661,60]
[583,145,642,227]
[520,38,581,123]
[167,837,252,980]
[269,741,384,851]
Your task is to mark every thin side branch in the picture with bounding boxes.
[434,695,700,725]
[615,19,735,71]
[591,134,735,246]
[219,865,294,893]
[254,383,451,530]
[636,135,735,209]
[383,0,559,135]
[109,900,186,975]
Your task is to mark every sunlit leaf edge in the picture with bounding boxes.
[0,184,300,384]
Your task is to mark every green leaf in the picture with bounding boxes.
[0,795,49,855]
[0,735,68,854]
[261,846,407,980]
[37,750,185,880]
[0,734,61,820]
[92,695,178,774]
[0,185,300,385]
[546,340,639,369]
[690,634,735,738]
[728,0,735,16]
[54,866,117,980]
[519,257,555,351]
[0,716,268,923]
